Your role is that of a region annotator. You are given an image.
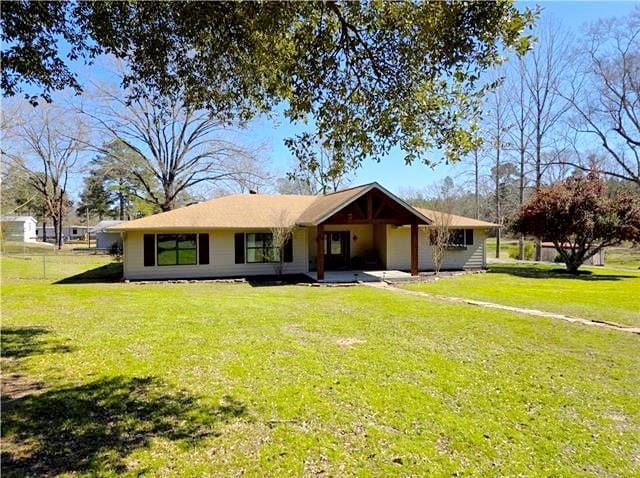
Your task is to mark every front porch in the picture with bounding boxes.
[303,185,430,280]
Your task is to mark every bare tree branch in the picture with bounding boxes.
[76,79,269,211]
[2,101,87,247]
[559,10,640,186]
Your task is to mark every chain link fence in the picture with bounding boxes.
[1,241,121,282]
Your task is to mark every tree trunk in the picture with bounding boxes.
[57,203,64,249]
[534,135,542,261]
[51,215,58,248]
[565,258,582,275]
[42,218,47,242]
[518,132,526,260]
[161,188,173,212]
[55,191,64,249]
[118,179,125,220]
[474,149,479,220]
[495,147,501,259]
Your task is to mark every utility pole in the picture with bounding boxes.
[86,209,90,248]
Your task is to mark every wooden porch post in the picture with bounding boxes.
[316,224,325,281]
[410,222,418,276]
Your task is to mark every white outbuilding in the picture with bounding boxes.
[91,220,125,250]
[1,215,38,242]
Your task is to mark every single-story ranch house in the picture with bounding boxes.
[109,182,496,281]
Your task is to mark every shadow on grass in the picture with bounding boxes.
[54,262,123,284]
[1,327,73,359]
[488,264,637,281]
[247,274,313,287]
[1,376,246,476]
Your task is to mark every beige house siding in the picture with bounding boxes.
[386,226,487,270]
[385,226,411,270]
[121,225,489,280]
[122,228,308,280]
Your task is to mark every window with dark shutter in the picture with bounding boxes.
[143,234,155,266]
[234,233,245,264]
[199,233,210,265]
[283,235,293,263]
[465,229,474,246]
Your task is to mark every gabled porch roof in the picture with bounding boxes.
[296,182,432,226]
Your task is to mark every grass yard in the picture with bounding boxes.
[404,263,640,328]
[0,241,57,255]
[2,255,639,476]
[606,245,640,270]
[485,238,640,268]
[484,237,510,259]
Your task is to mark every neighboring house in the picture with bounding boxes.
[0,215,37,242]
[540,242,605,266]
[109,182,496,281]
[91,220,125,250]
[36,225,89,242]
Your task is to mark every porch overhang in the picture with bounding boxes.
[296,182,432,227]
[303,184,428,280]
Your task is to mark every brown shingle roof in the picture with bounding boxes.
[295,183,372,224]
[109,183,495,231]
[110,194,318,231]
[415,208,497,228]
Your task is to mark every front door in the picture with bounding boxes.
[324,231,350,270]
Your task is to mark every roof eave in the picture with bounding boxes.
[429,224,498,228]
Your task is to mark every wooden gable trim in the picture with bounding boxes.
[321,188,428,226]
[310,183,431,226]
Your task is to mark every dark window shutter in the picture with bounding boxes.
[234,233,245,264]
[465,229,474,246]
[198,233,210,265]
[283,235,293,263]
[143,234,155,266]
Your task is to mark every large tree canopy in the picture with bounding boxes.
[2,1,533,173]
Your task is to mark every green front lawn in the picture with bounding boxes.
[404,263,640,328]
[2,256,639,476]
[606,245,640,270]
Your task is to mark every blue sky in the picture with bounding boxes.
[9,1,639,198]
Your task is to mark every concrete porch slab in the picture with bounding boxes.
[304,270,414,283]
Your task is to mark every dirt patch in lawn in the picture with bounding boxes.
[1,373,47,400]
[336,337,366,346]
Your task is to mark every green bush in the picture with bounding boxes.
[508,241,535,260]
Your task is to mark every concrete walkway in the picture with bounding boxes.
[365,282,640,335]
[304,270,415,283]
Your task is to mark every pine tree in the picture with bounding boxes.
[77,170,113,221]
